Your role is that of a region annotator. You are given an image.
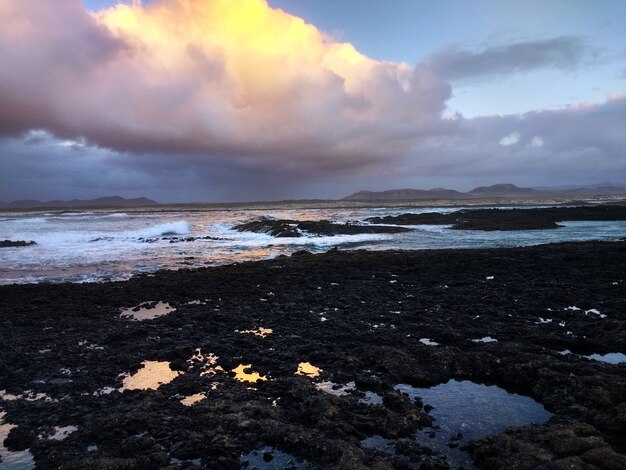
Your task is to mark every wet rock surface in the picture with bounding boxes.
[365,205,626,230]
[0,241,625,469]
[234,219,412,237]
[0,240,37,248]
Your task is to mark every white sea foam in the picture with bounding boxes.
[121,221,191,239]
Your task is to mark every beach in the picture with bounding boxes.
[1,239,625,469]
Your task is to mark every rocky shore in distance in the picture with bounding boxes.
[0,241,625,468]
[366,205,626,231]
[234,219,412,237]
[0,240,37,248]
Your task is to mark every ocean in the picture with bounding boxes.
[1,205,625,285]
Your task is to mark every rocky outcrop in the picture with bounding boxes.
[234,219,412,237]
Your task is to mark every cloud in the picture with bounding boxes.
[2,95,624,202]
[406,94,626,182]
[427,37,593,81]
[0,0,451,172]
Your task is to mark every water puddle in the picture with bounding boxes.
[361,434,396,453]
[236,327,273,338]
[0,411,35,469]
[121,361,180,391]
[394,380,552,468]
[360,391,383,405]
[180,393,206,406]
[187,349,224,377]
[295,362,321,378]
[584,352,626,364]
[232,364,267,383]
[315,381,355,397]
[0,390,54,403]
[240,446,310,469]
[471,336,497,343]
[419,338,439,346]
[42,425,78,441]
[119,301,176,321]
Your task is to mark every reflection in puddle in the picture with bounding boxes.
[361,434,395,453]
[232,364,267,383]
[180,393,206,406]
[0,411,35,469]
[187,349,224,377]
[240,445,311,469]
[315,381,355,396]
[0,389,54,402]
[360,391,383,405]
[472,336,497,343]
[395,380,552,468]
[45,425,78,441]
[295,362,321,378]
[419,338,439,346]
[237,327,273,338]
[585,352,626,364]
[121,361,180,390]
[120,301,176,321]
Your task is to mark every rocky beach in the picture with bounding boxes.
[1,236,625,469]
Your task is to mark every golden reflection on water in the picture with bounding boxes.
[295,362,321,378]
[120,301,176,321]
[122,361,180,390]
[180,392,207,406]
[186,349,224,377]
[232,364,267,383]
[237,327,273,338]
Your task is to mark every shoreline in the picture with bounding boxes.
[2,194,626,216]
[1,241,625,468]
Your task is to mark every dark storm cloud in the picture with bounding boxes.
[2,95,624,202]
[427,37,594,81]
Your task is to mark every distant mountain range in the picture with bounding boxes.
[0,196,159,209]
[344,183,626,201]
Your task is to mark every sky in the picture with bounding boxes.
[0,0,624,202]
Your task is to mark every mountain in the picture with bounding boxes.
[344,183,626,201]
[467,183,539,197]
[343,188,465,201]
[0,196,159,209]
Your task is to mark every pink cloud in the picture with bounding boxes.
[0,0,451,172]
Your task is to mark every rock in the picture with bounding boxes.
[0,239,37,247]
[233,219,412,237]
[581,447,626,470]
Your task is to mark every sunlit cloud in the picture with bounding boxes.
[0,0,451,172]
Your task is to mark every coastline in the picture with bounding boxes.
[1,241,625,468]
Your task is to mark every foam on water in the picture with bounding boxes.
[120,221,191,239]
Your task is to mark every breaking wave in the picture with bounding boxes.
[124,221,191,239]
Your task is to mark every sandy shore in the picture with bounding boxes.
[1,241,625,469]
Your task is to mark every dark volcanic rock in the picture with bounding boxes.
[366,205,626,231]
[0,239,37,247]
[0,241,625,468]
[234,219,412,237]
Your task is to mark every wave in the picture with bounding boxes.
[124,221,191,239]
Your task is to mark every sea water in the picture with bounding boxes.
[1,206,625,284]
